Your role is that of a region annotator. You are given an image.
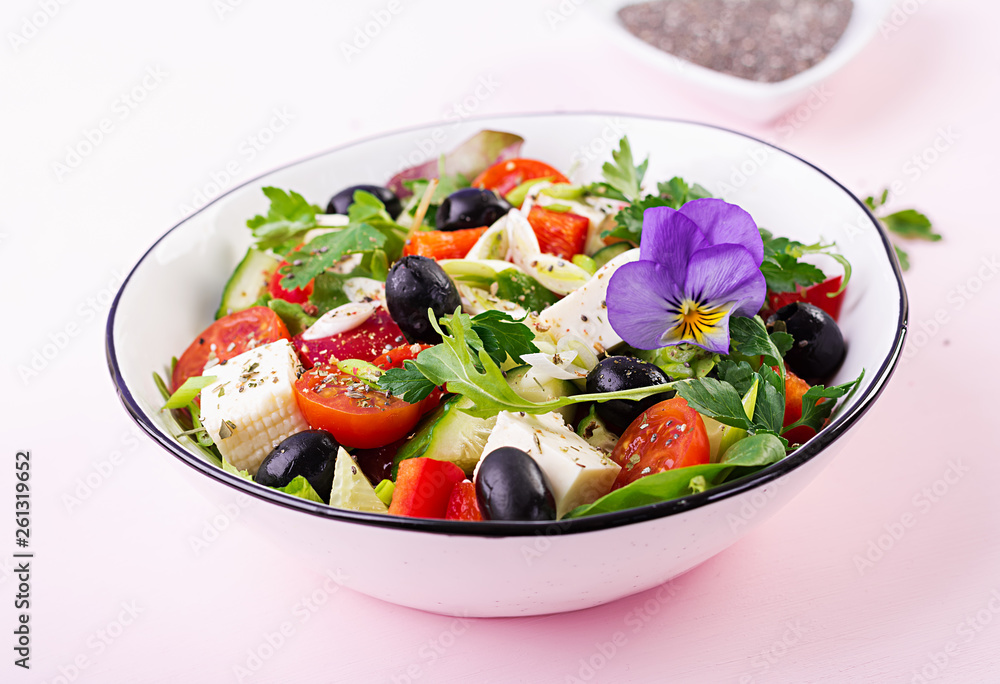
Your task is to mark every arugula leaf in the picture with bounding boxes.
[379,361,438,404]
[246,187,321,253]
[595,136,648,202]
[162,375,217,410]
[469,310,539,366]
[782,370,865,434]
[880,209,942,242]
[564,435,785,518]
[377,310,677,416]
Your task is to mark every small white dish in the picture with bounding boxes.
[107,113,907,617]
[592,0,893,122]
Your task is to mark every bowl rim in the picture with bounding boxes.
[106,111,908,538]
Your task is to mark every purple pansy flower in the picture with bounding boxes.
[607,198,766,354]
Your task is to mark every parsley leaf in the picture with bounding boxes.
[894,244,911,271]
[865,188,940,271]
[379,361,437,404]
[728,316,791,370]
[278,224,388,291]
[674,377,753,431]
[782,370,865,435]
[880,209,942,242]
[469,310,539,366]
[657,177,712,207]
[246,187,321,253]
[594,136,648,202]
[759,228,850,295]
[603,195,673,242]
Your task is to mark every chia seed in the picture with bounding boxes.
[618,0,854,83]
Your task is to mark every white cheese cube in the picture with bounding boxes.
[475,411,621,518]
[200,339,310,475]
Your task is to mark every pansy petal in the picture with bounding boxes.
[607,261,683,350]
[684,244,767,317]
[679,198,764,266]
[640,207,710,285]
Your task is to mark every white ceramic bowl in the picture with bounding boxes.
[591,0,893,122]
[107,113,906,617]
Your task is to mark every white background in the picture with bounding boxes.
[3,0,999,682]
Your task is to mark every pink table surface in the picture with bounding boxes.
[3,0,998,681]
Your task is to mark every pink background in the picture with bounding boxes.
[3,0,998,681]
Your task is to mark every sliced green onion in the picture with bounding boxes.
[162,375,217,410]
[374,479,395,507]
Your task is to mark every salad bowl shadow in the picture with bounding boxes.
[107,113,907,617]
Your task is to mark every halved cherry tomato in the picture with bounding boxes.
[782,369,823,446]
[445,481,483,521]
[293,365,423,448]
[292,308,406,368]
[765,276,844,322]
[472,158,570,197]
[401,226,488,260]
[172,306,290,391]
[609,396,710,490]
[372,343,443,414]
[526,205,589,261]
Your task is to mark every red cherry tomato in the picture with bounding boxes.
[293,365,423,448]
[268,262,314,304]
[766,276,844,322]
[782,369,823,446]
[172,307,290,392]
[472,158,570,197]
[292,308,406,368]
[609,397,710,490]
[401,226,488,260]
[526,205,589,261]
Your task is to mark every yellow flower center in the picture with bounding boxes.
[672,299,730,345]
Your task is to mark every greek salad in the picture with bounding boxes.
[156,131,863,522]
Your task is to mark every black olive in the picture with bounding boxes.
[254,430,339,503]
[327,184,402,219]
[385,255,461,343]
[436,188,511,231]
[586,356,673,434]
[475,447,557,522]
[767,302,846,382]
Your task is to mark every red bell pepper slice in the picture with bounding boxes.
[388,458,466,519]
[444,481,483,522]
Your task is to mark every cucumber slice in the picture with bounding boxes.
[590,242,633,271]
[329,447,388,513]
[394,396,496,478]
[576,405,620,454]
[215,248,280,319]
[505,364,578,423]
